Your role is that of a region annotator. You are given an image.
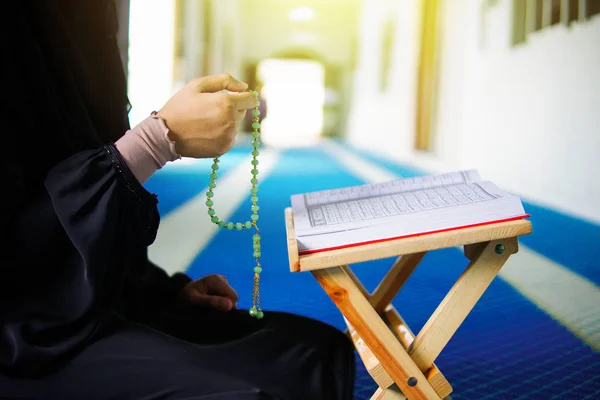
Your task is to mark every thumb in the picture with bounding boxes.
[196,73,248,93]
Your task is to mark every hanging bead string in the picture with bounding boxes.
[205,90,264,319]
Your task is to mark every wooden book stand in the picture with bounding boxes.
[284,207,532,399]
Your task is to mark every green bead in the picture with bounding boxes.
[206,191,214,198]
[252,91,259,97]
[252,122,261,130]
[252,109,260,117]
[208,209,215,216]
[249,307,258,316]
[251,159,259,166]
[253,234,260,241]
[251,178,258,184]
[218,221,225,228]
[211,163,219,170]
[206,200,213,207]
[236,222,243,230]
[211,216,219,223]
[251,169,259,176]
[251,205,259,212]
[252,131,260,139]
[252,150,259,156]
[253,243,261,250]
[251,196,258,203]
[251,214,259,221]
[254,266,262,274]
[245,221,252,229]
[227,222,234,230]
[210,172,217,179]
[256,311,264,319]
[208,182,216,188]
[251,187,258,194]
[253,251,261,258]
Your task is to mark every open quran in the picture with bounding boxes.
[290,170,529,254]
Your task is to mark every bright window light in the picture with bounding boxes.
[258,59,325,148]
[288,6,316,22]
[127,0,176,126]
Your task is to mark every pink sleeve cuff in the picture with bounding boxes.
[115,112,181,184]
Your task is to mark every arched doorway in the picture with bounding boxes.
[243,48,336,148]
[257,58,325,147]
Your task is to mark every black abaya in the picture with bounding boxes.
[0,2,355,399]
[1,308,355,400]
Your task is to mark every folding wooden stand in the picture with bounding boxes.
[284,208,532,400]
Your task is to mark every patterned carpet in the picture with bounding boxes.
[144,140,600,399]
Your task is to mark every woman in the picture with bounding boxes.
[0,1,355,399]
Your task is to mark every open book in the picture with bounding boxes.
[290,170,529,254]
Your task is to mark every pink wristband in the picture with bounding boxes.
[115,112,181,184]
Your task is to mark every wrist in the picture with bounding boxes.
[150,111,180,160]
[155,109,173,138]
[115,113,181,184]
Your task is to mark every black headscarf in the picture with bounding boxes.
[2,0,130,225]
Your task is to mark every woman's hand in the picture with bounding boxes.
[157,74,258,158]
[179,274,239,312]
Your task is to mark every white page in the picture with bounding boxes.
[292,171,492,234]
[291,170,481,212]
[295,182,506,234]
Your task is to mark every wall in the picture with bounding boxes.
[346,0,422,164]
[347,0,600,223]
[208,0,242,78]
[174,0,241,85]
[178,0,204,84]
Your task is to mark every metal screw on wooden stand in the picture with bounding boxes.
[495,244,505,254]
[407,377,418,387]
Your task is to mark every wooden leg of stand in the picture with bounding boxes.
[371,385,406,400]
[346,321,394,389]
[340,266,369,339]
[384,306,453,399]
[342,264,453,398]
[371,252,426,313]
[341,265,370,298]
[408,238,518,371]
[313,266,441,400]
